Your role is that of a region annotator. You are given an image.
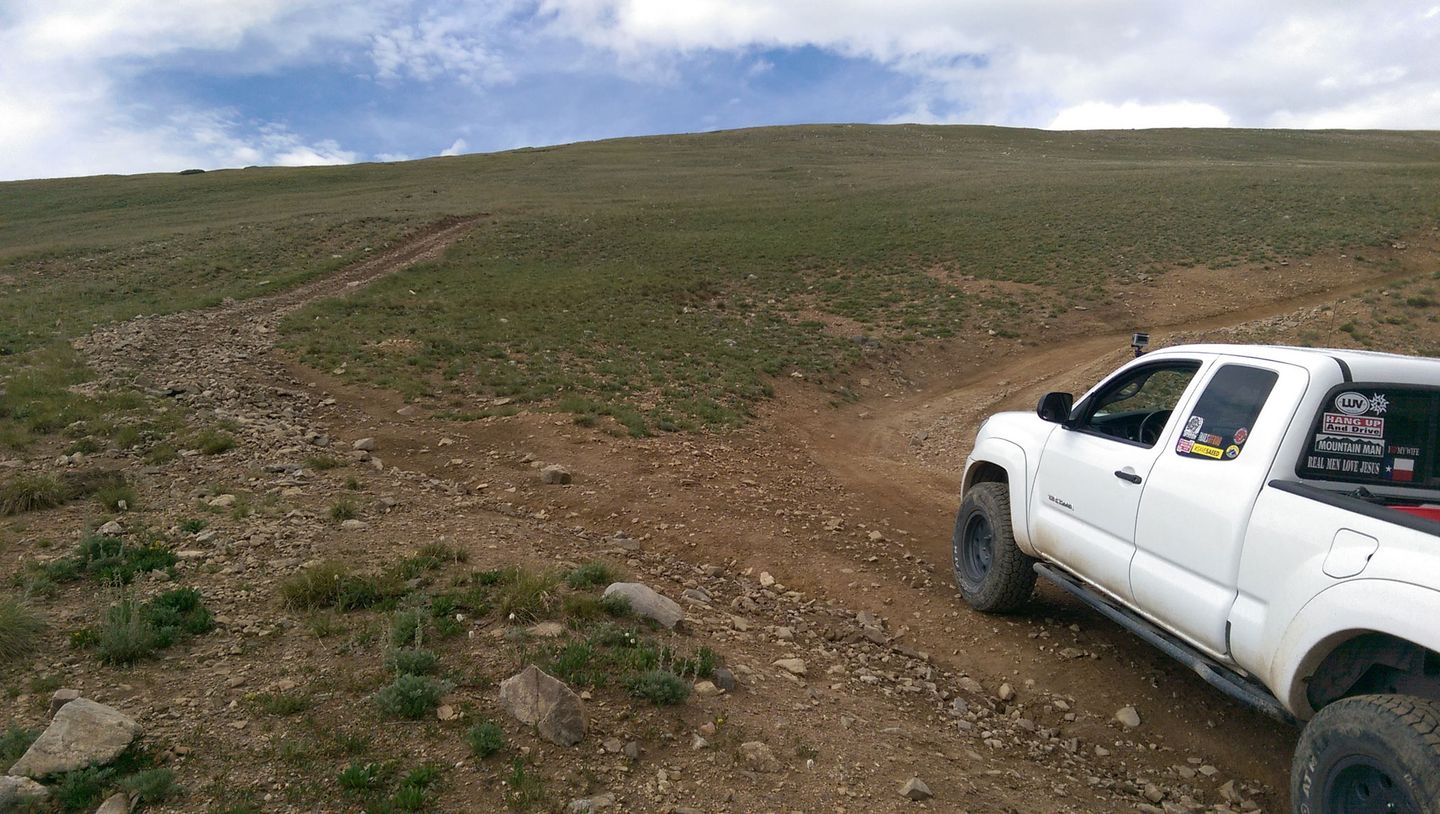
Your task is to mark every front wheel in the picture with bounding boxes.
[1291,694,1440,814]
[951,482,1035,613]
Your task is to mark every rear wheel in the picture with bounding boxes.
[951,482,1035,613]
[1291,694,1440,814]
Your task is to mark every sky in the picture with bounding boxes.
[2,1,1439,181]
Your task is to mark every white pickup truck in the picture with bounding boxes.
[954,343,1440,814]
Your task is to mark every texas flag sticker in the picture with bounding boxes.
[1387,457,1415,482]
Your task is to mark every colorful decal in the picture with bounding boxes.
[1190,443,1224,459]
[1333,391,1390,416]
[1197,432,1224,447]
[1321,413,1385,439]
[1386,458,1416,482]
[1233,427,1249,445]
[1312,434,1384,458]
[1224,445,1241,459]
[1176,438,1194,454]
[1183,416,1203,440]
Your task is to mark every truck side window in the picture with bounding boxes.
[1174,364,1278,461]
[1298,386,1439,487]
[1079,362,1200,447]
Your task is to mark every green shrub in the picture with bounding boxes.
[280,562,400,611]
[374,674,450,720]
[95,483,138,513]
[560,592,629,624]
[496,569,560,623]
[0,474,66,515]
[193,428,236,455]
[466,720,505,759]
[51,765,112,812]
[329,499,359,522]
[338,762,387,794]
[178,517,208,533]
[623,670,690,705]
[0,726,39,763]
[0,594,45,660]
[564,562,617,590]
[386,648,439,676]
[119,767,180,805]
[68,535,177,584]
[306,454,344,471]
[95,589,213,665]
[504,758,546,812]
[248,691,312,716]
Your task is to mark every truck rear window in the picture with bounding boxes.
[1298,385,1439,488]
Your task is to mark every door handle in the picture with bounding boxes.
[1113,470,1142,484]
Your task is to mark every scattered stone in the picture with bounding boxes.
[97,520,123,536]
[1142,783,1165,803]
[541,465,572,485]
[1115,706,1142,729]
[0,776,49,810]
[9,698,143,778]
[95,792,133,814]
[958,677,984,694]
[759,571,776,588]
[207,494,237,508]
[997,683,1015,702]
[693,681,719,697]
[340,519,368,531]
[711,668,738,692]
[48,688,81,717]
[602,738,622,754]
[622,741,641,760]
[436,705,459,721]
[898,777,933,802]
[690,733,709,750]
[739,741,781,772]
[601,583,683,629]
[527,622,566,638]
[772,658,807,676]
[352,438,377,451]
[567,793,616,813]
[497,665,586,746]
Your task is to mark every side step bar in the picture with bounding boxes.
[1034,563,1297,727]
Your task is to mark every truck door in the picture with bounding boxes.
[1030,357,1207,603]
[1130,358,1308,657]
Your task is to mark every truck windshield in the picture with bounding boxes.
[1297,385,1439,489]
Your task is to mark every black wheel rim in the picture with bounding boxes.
[1325,756,1419,814]
[960,513,993,584]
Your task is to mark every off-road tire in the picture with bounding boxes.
[951,482,1035,613]
[1291,694,1440,814]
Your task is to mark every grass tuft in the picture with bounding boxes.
[0,594,45,661]
[623,669,691,705]
[466,720,505,759]
[374,674,451,720]
[280,562,402,611]
[564,562,618,590]
[0,474,67,515]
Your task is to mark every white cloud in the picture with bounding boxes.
[371,9,514,85]
[1048,101,1231,130]
[439,138,469,156]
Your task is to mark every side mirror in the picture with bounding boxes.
[1036,392,1074,424]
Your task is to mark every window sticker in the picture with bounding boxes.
[1386,457,1416,482]
[1321,413,1384,438]
[1173,365,1278,462]
[1301,386,1435,487]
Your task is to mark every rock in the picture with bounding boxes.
[739,741,781,772]
[207,494,237,508]
[497,665,586,746]
[95,792,133,814]
[97,520,123,536]
[9,698,142,777]
[1142,783,1165,803]
[693,681,719,697]
[1115,706,1141,729]
[622,741,641,760]
[340,519,368,531]
[436,704,459,721]
[690,733,709,750]
[48,688,82,717]
[527,622,566,638]
[711,668,738,692]
[758,571,775,588]
[567,793,616,813]
[540,465,572,485]
[602,738,623,754]
[899,777,933,801]
[772,658,807,676]
[958,677,984,694]
[997,683,1015,702]
[1219,780,1242,804]
[352,437,377,451]
[601,583,683,629]
[0,776,49,810]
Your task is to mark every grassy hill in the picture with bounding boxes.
[3,125,1439,440]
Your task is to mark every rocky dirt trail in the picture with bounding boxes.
[33,225,1431,813]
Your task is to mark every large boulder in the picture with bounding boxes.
[602,583,683,629]
[498,665,586,746]
[0,776,49,811]
[8,698,142,778]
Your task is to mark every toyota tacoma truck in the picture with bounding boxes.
[953,343,1440,814]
